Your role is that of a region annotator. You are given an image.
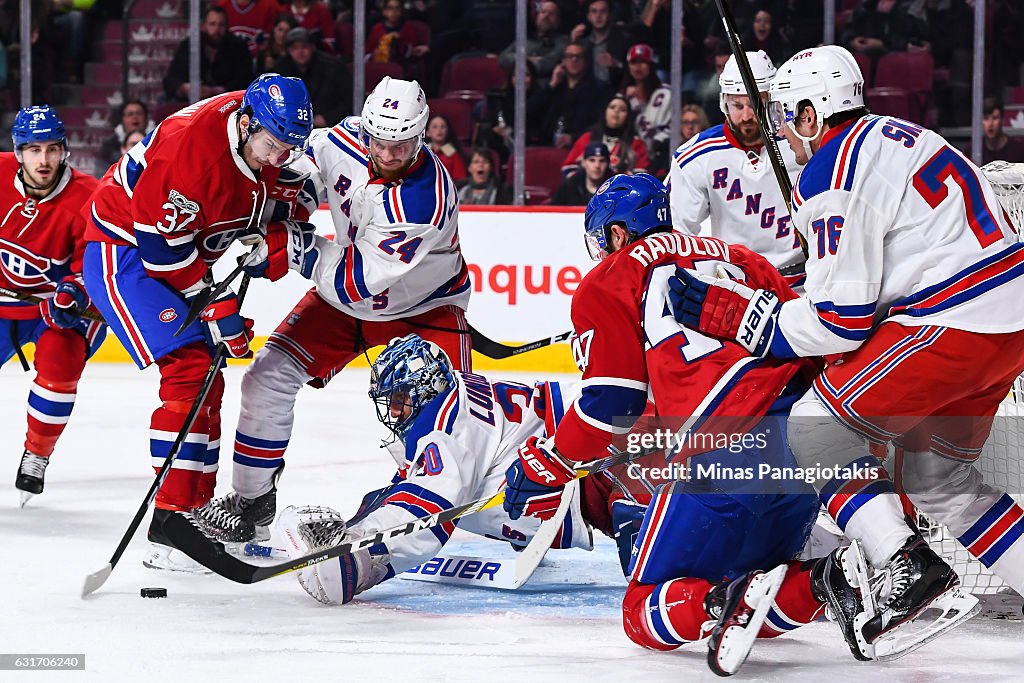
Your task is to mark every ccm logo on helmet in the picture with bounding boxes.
[159,308,178,323]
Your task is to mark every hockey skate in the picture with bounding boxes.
[16,450,49,508]
[143,508,211,574]
[864,536,980,661]
[811,540,877,661]
[191,467,282,543]
[706,565,788,676]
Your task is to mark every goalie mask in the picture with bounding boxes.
[369,334,456,448]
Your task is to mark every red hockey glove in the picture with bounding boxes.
[241,220,318,281]
[197,288,254,358]
[503,436,576,521]
[40,277,89,329]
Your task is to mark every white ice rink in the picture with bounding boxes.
[2,363,1022,681]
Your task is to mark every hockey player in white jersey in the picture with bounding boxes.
[192,78,473,543]
[278,334,648,605]
[669,45,1024,659]
[666,50,805,285]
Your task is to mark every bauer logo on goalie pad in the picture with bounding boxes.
[156,189,200,235]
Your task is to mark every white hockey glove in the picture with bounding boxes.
[277,505,389,605]
[668,267,781,358]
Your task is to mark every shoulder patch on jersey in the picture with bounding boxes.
[673,124,732,170]
[155,189,201,234]
[675,124,726,155]
[340,116,361,135]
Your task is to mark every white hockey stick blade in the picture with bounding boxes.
[402,480,578,591]
[872,587,980,662]
[81,564,113,598]
[709,565,787,676]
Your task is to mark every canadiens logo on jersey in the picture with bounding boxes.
[0,238,53,288]
[20,198,37,218]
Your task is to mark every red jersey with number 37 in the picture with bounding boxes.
[85,91,282,292]
[553,232,819,462]
[0,154,99,319]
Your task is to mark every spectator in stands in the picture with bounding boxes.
[551,141,612,206]
[257,14,297,72]
[976,98,1024,164]
[679,103,710,144]
[484,61,547,162]
[632,0,708,90]
[121,128,145,156]
[51,0,95,83]
[273,27,349,127]
[458,148,512,205]
[216,0,279,56]
[776,0,823,52]
[561,94,649,177]
[1,0,54,102]
[287,0,336,52]
[366,0,430,79]
[570,0,630,85]
[539,41,613,149]
[426,113,468,183]
[163,6,254,102]
[620,43,670,174]
[841,0,929,62]
[98,100,156,171]
[498,1,569,79]
[742,8,790,66]
[695,43,731,127]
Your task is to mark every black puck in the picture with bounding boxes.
[141,587,168,598]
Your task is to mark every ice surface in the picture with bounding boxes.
[2,364,1022,681]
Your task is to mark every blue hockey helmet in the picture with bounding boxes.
[583,173,671,260]
[241,73,314,152]
[12,105,68,157]
[369,334,456,445]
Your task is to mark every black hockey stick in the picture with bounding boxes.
[81,275,253,598]
[468,325,573,359]
[162,444,660,585]
[713,0,806,256]
[0,285,105,322]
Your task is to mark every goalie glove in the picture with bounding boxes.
[503,436,576,521]
[668,267,781,358]
[190,286,254,358]
[278,505,390,605]
[241,220,319,281]
[40,276,89,329]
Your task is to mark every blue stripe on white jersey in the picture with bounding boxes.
[794,116,883,209]
[673,124,732,171]
[385,147,452,228]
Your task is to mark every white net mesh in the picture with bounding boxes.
[982,160,1024,237]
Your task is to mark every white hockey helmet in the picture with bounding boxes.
[719,50,776,114]
[767,45,865,137]
[359,76,429,146]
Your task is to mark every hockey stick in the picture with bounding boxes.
[400,478,578,590]
[81,274,253,598]
[468,326,573,359]
[174,185,268,337]
[0,285,105,322]
[163,447,649,585]
[713,0,806,256]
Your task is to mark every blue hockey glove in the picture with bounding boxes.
[668,267,780,358]
[503,436,576,521]
[40,277,89,329]
[241,220,318,281]
[193,287,253,358]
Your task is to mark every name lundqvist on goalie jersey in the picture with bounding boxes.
[772,115,1024,359]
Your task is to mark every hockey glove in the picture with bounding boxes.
[40,277,89,329]
[668,267,781,358]
[503,436,576,521]
[195,288,254,358]
[241,220,319,281]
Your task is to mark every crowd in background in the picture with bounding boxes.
[1,0,1022,203]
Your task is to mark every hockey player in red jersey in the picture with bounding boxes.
[0,106,105,507]
[501,174,864,675]
[189,77,473,545]
[82,74,314,572]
